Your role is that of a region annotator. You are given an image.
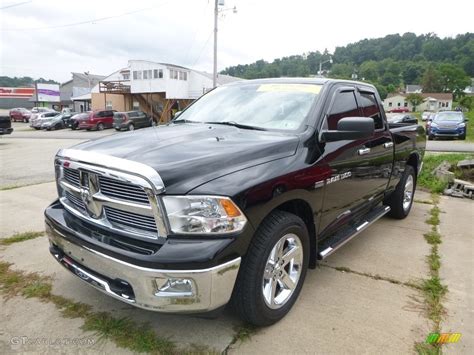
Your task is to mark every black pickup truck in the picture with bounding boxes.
[45,79,425,326]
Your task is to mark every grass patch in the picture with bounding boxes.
[415,199,447,353]
[0,260,182,353]
[424,231,441,245]
[426,206,441,226]
[0,231,44,245]
[230,324,258,345]
[418,153,474,193]
[414,342,441,355]
[465,110,474,142]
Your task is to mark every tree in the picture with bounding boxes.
[406,93,424,112]
[438,64,471,100]
[328,63,353,79]
[421,65,443,92]
[459,96,473,111]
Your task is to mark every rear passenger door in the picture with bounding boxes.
[355,87,394,201]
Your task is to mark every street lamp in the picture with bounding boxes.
[213,0,237,88]
[318,56,333,76]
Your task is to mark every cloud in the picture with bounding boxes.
[1,0,473,82]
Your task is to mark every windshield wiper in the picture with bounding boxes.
[205,121,267,131]
[172,119,199,124]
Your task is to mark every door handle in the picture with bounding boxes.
[358,147,371,156]
[384,142,394,149]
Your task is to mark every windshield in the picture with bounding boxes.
[175,83,322,131]
[434,112,463,122]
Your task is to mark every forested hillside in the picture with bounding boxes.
[221,33,473,99]
[0,76,59,87]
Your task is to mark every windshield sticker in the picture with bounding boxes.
[257,84,321,94]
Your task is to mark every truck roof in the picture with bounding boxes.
[225,77,375,89]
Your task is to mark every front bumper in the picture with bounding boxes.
[0,127,13,135]
[430,127,465,137]
[46,221,241,313]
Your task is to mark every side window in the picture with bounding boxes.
[327,91,359,130]
[357,92,384,130]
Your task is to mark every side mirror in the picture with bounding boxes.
[322,117,375,142]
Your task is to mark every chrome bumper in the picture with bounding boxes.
[46,223,241,313]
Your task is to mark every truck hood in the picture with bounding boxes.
[73,123,300,194]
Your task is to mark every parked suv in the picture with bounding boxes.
[78,110,116,131]
[113,111,152,131]
[427,111,467,140]
[30,112,60,129]
[9,108,31,122]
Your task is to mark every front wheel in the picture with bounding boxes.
[459,133,466,140]
[385,165,416,219]
[97,123,105,131]
[127,123,135,131]
[428,134,434,140]
[231,210,309,326]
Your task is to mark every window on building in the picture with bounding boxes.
[123,73,130,80]
[357,92,384,130]
[179,71,184,80]
[133,71,138,80]
[133,101,139,110]
[397,102,401,107]
[153,69,163,79]
[169,69,175,79]
[326,91,359,130]
[143,70,149,79]
[105,101,113,109]
[388,102,392,107]
[404,102,408,107]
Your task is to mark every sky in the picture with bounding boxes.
[1,0,473,83]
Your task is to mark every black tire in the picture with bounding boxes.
[115,127,121,131]
[459,134,466,140]
[23,118,28,123]
[71,122,78,130]
[231,210,309,326]
[96,123,105,131]
[385,165,416,219]
[428,134,434,140]
[128,123,135,131]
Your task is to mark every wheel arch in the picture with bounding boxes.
[272,199,318,269]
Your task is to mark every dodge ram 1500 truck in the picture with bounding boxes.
[45,79,426,326]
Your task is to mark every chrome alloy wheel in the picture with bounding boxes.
[403,174,414,211]
[262,233,303,309]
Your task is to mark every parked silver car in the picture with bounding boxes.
[30,112,60,129]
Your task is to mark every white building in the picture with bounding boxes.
[91,60,241,121]
[383,92,453,112]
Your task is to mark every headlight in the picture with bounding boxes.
[458,123,466,128]
[162,196,247,234]
[430,122,438,128]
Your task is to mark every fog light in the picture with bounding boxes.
[155,278,194,297]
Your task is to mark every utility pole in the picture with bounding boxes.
[213,0,218,88]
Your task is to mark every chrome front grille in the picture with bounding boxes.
[65,191,85,212]
[63,167,80,187]
[99,175,149,204]
[104,206,157,233]
[55,149,167,242]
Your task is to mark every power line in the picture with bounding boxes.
[1,1,169,31]
[0,1,32,10]
[192,30,214,66]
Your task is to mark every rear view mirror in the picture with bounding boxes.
[322,117,375,142]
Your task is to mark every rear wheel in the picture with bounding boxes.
[385,165,416,219]
[231,210,309,326]
[128,123,135,131]
[428,134,434,140]
[23,118,28,123]
[97,123,105,131]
